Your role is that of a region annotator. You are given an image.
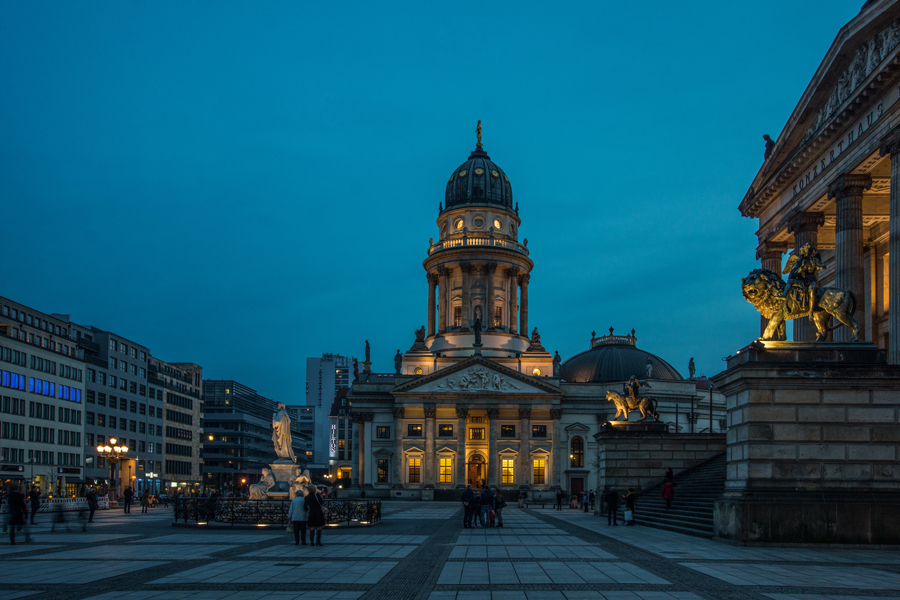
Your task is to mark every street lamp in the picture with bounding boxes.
[96,438,128,499]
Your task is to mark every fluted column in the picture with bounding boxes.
[427,272,438,337]
[880,129,900,363]
[424,407,436,485]
[519,273,530,336]
[486,263,497,331]
[437,267,449,334]
[460,263,472,331]
[506,267,519,334]
[455,408,467,488]
[550,408,563,489]
[487,408,499,487]
[829,174,872,342]
[788,213,825,342]
[518,408,531,488]
[356,413,368,488]
[756,242,788,339]
[392,407,404,488]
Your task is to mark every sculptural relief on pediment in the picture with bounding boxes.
[428,366,522,393]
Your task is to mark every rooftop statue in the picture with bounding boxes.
[742,243,859,341]
[606,390,659,421]
[365,340,370,363]
[763,134,775,159]
[688,357,696,379]
[473,316,482,346]
[394,350,402,375]
[272,403,296,462]
[553,351,561,377]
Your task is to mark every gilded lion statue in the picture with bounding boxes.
[742,269,858,341]
[606,390,659,421]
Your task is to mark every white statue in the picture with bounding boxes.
[249,468,275,500]
[290,468,312,500]
[272,402,296,462]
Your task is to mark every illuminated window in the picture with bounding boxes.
[439,458,452,483]
[493,306,502,328]
[376,426,390,439]
[408,424,422,437]
[570,436,584,468]
[337,467,351,480]
[532,425,547,438]
[408,457,421,483]
[377,459,389,483]
[532,368,541,376]
[439,424,454,437]
[500,425,515,437]
[454,306,462,328]
[502,459,514,484]
[469,427,485,440]
[414,367,423,375]
[533,459,546,484]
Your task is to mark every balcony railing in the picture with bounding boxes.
[428,235,528,256]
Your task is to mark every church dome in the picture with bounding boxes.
[559,330,683,383]
[445,146,513,210]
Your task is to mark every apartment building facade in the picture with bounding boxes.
[151,359,203,494]
[304,353,352,466]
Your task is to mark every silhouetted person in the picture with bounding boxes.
[122,487,133,514]
[7,486,28,544]
[604,488,620,526]
[27,487,40,525]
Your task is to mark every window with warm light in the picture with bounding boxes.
[408,458,421,483]
[408,424,422,437]
[532,368,541,376]
[493,306,502,328]
[376,426,390,439]
[502,459,514,484]
[533,459,546,484]
[439,424,454,437]
[469,427,485,440]
[377,459,389,483]
[500,424,516,437]
[337,467,351,480]
[439,458,451,483]
[532,425,547,438]
[570,436,584,468]
[454,306,462,328]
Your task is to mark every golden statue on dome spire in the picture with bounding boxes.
[476,120,482,149]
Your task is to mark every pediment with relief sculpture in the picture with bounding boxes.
[391,356,560,396]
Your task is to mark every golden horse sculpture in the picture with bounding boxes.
[606,390,659,421]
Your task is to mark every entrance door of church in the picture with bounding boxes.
[467,455,485,487]
[570,477,584,498]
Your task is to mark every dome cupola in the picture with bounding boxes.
[559,328,684,383]
[445,121,513,210]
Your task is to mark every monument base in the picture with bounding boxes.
[267,462,296,498]
[600,420,668,434]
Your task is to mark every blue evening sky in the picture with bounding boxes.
[0,2,860,402]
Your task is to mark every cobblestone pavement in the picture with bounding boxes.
[0,503,898,600]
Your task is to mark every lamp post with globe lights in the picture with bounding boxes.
[96,438,128,499]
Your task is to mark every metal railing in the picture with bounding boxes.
[428,236,528,256]
[173,497,381,526]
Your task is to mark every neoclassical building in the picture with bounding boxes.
[336,132,724,500]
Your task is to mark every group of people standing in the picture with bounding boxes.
[460,484,507,528]
[288,484,327,546]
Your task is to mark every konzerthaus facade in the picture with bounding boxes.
[337,132,725,500]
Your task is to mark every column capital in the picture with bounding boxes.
[518,273,530,285]
[787,212,825,235]
[485,262,498,274]
[518,408,532,419]
[879,125,900,157]
[427,271,440,284]
[352,412,373,423]
[437,265,451,277]
[455,407,468,419]
[391,407,405,419]
[828,173,872,200]
[460,261,474,274]
[424,407,436,419]
[487,408,500,420]
[505,266,520,277]
[755,241,788,261]
[549,408,563,420]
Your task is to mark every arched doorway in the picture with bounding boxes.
[467,453,485,487]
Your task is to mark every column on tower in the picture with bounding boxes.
[755,241,788,339]
[550,408,563,489]
[518,408,531,488]
[828,174,871,342]
[507,267,519,334]
[487,408,499,487]
[880,128,900,363]
[460,262,472,331]
[486,263,497,331]
[519,273,530,336]
[392,407,404,488]
[787,212,825,342]
[424,407,436,485]
[455,408,467,487]
[438,267,449,334]
[427,272,438,337]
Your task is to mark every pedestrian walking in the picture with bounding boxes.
[85,488,98,523]
[555,489,564,511]
[479,486,493,527]
[589,489,596,511]
[493,488,506,527]
[604,488,620,526]
[140,491,150,514]
[517,492,525,509]
[664,467,674,483]
[122,487,133,514]
[51,508,70,532]
[582,490,590,512]
[472,490,482,527]
[7,486,28,544]
[303,484,326,547]
[624,488,636,525]
[288,490,308,545]
[27,487,40,525]
[461,484,475,528]
[662,480,675,509]
[570,493,578,509]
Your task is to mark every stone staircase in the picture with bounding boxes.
[619,452,726,538]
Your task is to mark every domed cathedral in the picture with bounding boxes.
[338,125,724,502]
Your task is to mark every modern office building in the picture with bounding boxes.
[285,405,316,466]
[304,354,353,465]
[151,359,204,494]
[202,380,307,494]
[0,297,86,497]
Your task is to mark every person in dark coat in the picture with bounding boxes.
[662,481,675,509]
[123,487,134,514]
[85,488,98,523]
[472,490,482,528]
[27,487,40,525]
[555,490,564,511]
[604,488,620,526]
[461,484,475,528]
[303,484,326,546]
[7,486,28,544]
[624,488,636,526]
[479,487,493,527]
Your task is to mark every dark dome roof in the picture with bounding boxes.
[445,147,512,209]
[560,340,683,383]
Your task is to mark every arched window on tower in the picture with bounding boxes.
[454,306,462,328]
[493,306,502,328]
[570,436,584,468]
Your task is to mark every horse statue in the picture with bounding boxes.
[606,390,659,421]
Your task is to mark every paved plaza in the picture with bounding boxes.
[0,503,898,600]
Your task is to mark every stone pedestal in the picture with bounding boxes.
[711,341,900,545]
[267,461,296,499]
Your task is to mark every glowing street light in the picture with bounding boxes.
[96,437,129,498]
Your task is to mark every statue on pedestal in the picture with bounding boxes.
[553,351,561,377]
[272,403,296,462]
[249,468,275,500]
[290,468,311,500]
[473,316,482,346]
[689,357,696,379]
[394,350,403,375]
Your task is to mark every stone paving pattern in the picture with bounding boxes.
[0,502,897,600]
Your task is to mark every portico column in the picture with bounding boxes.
[427,273,438,337]
[787,213,825,342]
[829,174,872,342]
[424,407,436,485]
[756,242,788,339]
[880,129,900,363]
[487,408,499,487]
[519,273,530,336]
[518,408,531,488]
[550,408,563,489]
[356,413,369,488]
[455,408,467,487]
[486,263,497,331]
[391,407,404,488]
[460,262,472,331]
[506,267,519,334]
[437,267,449,334]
